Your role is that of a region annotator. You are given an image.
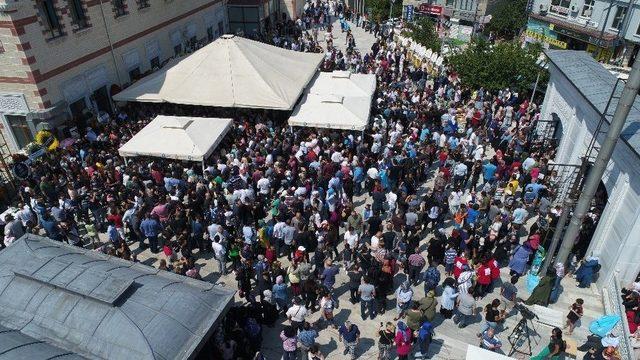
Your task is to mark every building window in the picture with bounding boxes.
[549,0,571,16]
[113,0,128,17]
[137,0,150,10]
[581,0,594,17]
[207,26,214,41]
[128,67,141,81]
[150,56,160,69]
[6,115,32,149]
[612,6,627,30]
[68,0,89,29]
[38,0,64,39]
[445,0,454,6]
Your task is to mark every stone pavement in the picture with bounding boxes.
[327,19,377,55]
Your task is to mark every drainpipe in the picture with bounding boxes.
[555,51,640,267]
[99,0,123,86]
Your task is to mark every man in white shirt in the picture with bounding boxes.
[453,162,468,188]
[273,220,287,258]
[211,238,226,275]
[286,298,308,331]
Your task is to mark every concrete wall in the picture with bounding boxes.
[540,63,640,285]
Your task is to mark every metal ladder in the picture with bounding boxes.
[584,77,626,165]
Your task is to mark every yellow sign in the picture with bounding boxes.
[526,29,567,49]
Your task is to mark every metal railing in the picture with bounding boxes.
[602,272,634,360]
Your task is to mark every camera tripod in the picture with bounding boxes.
[507,316,539,356]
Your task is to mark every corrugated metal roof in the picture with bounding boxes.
[0,235,236,360]
[545,50,640,156]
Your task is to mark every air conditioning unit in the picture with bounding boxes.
[539,4,548,12]
[583,8,592,17]
[570,4,578,13]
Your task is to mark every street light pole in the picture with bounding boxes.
[555,53,640,267]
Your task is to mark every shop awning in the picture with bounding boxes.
[119,115,233,162]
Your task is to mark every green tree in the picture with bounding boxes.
[366,0,402,22]
[403,17,441,53]
[485,0,528,40]
[447,39,545,92]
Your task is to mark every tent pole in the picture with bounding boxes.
[124,157,128,167]
[202,161,206,174]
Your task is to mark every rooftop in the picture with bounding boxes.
[0,235,236,360]
[545,50,640,157]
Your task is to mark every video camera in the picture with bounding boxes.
[514,303,538,321]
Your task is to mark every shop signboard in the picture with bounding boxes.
[525,29,567,49]
[417,4,443,15]
[405,5,414,21]
[551,24,611,48]
[549,5,570,16]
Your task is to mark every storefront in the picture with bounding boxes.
[527,14,616,62]
[228,0,280,35]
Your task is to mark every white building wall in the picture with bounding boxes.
[542,64,640,285]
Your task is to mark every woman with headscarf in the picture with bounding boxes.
[440,277,459,319]
[394,280,414,321]
[272,275,288,314]
[575,256,600,288]
[508,243,532,281]
[416,320,434,358]
[525,269,557,306]
[394,321,413,360]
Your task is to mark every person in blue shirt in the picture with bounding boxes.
[525,181,545,198]
[190,214,205,252]
[40,212,62,242]
[466,204,480,226]
[321,259,339,291]
[139,213,162,253]
[482,161,497,185]
[420,125,430,142]
[353,165,365,196]
[272,275,288,314]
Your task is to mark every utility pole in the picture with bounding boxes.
[555,54,640,266]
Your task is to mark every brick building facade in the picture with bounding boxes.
[0,0,227,151]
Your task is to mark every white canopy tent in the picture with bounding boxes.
[118,115,233,164]
[288,71,376,131]
[113,35,323,110]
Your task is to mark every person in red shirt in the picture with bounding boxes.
[475,264,492,297]
[106,206,125,241]
[453,253,468,279]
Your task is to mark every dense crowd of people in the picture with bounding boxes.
[0,1,625,359]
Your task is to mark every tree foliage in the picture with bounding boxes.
[447,39,545,92]
[367,0,402,22]
[484,0,528,40]
[403,17,441,53]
